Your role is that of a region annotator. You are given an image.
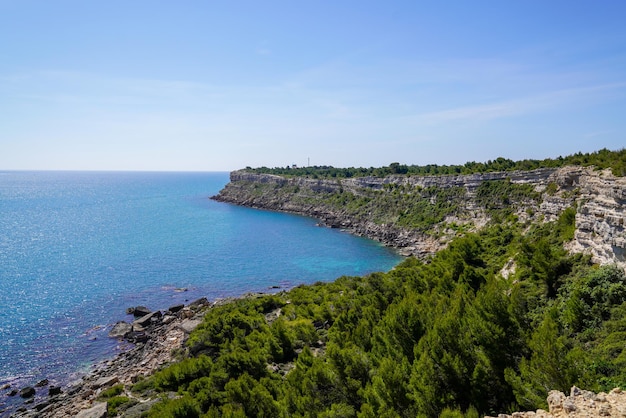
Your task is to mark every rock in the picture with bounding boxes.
[168,303,184,313]
[127,305,151,317]
[562,398,577,412]
[35,379,48,387]
[494,386,626,417]
[48,385,62,396]
[264,308,282,323]
[1,383,10,390]
[34,400,51,411]
[181,307,194,318]
[133,310,162,328]
[109,321,133,338]
[547,390,566,413]
[66,383,82,395]
[126,330,149,343]
[7,388,18,396]
[19,386,36,398]
[92,375,118,389]
[188,297,209,309]
[179,318,202,333]
[76,401,108,418]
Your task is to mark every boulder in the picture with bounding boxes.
[92,375,118,389]
[108,321,132,339]
[48,386,62,396]
[76,401,108,418]
[126,331,149,343]
[133,311,162,328]
[179,318,202,333]
[19,386,35,398]
[127,306,151,317]
[188,297,209,309]
[168,303,184,313]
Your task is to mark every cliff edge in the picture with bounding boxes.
[213,166,626,269]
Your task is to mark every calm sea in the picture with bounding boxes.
[0,171,401,410]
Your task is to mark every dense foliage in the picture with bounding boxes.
[133,207,626,417]
[248,148,626,178]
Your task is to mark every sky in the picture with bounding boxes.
[1,1,625,171]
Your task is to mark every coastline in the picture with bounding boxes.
[6,297,214,418]
[1,174,403,417]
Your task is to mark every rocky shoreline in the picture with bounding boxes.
[212,166,626,268]
[3,297,215,418]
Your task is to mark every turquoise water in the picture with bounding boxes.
[0,171,401,408]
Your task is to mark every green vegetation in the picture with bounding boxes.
[233,178,540,235]
[124,150,626,416]
[249,148,626,178]
[98,384,124,399]
[97,384,137,416]
[131,205,626,417]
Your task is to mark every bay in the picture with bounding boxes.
[0,171,401,407]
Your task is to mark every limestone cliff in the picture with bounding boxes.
[213,166,626,269]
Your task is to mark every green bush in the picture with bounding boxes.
[107,396,133,416]
[98,384,124,399]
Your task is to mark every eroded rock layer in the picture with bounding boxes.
[213,166,626,268]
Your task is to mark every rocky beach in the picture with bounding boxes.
[3,297,214,418]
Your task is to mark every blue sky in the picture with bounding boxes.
[1,1,625,171]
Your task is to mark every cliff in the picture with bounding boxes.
[213,166,626,269]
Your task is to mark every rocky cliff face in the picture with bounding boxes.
[552,168,625,265]
[213,166,626,269]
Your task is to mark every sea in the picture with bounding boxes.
[0,171,401,412]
